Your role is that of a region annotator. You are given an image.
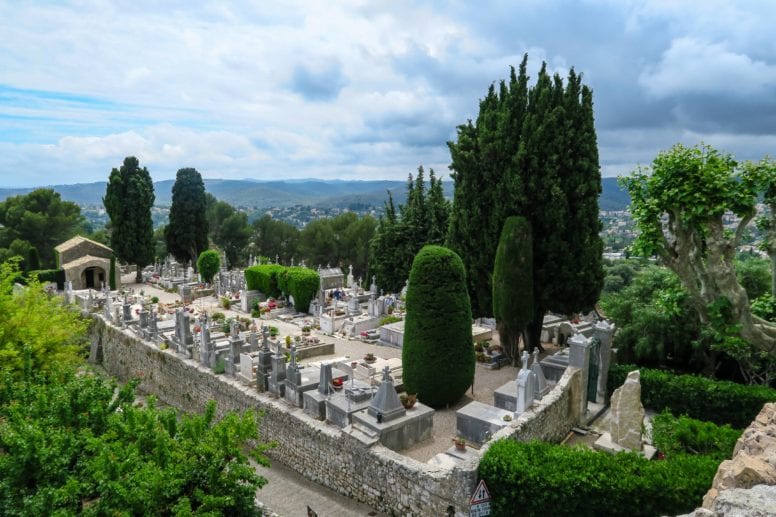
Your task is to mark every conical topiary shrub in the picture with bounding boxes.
[402,245,474,407]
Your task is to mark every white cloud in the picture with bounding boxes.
[640,38,776,97]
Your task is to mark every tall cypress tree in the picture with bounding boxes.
[447,57,530,317]
[447,57,603,352]
[492,216,533,362]
[104,156,155,283]
[368,169,451,293]
[165,168,208,267]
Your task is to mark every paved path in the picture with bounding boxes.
[254,459,385,517]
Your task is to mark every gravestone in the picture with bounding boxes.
[531,349,550,399]
[122,295,132,323]
[255,326,273,391]
[367,366,406,423]
[603,370,644,450]
[515,351,537,414]
[200,319,212,368]
[351,366,434,450]
[268,341,287,397]
[226,321,244,376]
[594,320,616,402]
[303,363,334,420]
[149,307,158,342]
[568,333,593,417]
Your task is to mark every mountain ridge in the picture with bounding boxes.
[0,177,630,211]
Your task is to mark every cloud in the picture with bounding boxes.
[640,38,776,98]
[288,59,348,101]
[1,1,776,187]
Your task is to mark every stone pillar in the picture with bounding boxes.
[516,351,536,413]
[227,321,244,376]
[594,320,616,402]
[201,322,212,368]
[122,294,132,323]
[568,333,592,417]
[531,349,549,399]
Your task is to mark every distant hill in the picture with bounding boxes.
[0,177,630,211]
[600,177,630,211]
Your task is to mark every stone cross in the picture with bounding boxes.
[262,326,270,351]
[289,345,297,370]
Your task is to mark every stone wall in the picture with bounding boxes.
[88,315,478,516]
[481,367,583,451]
[679,402,776,517]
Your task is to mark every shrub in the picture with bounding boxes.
[380,315,401,326]
[244,264,284,297]
[280,267,319,311]
[608,364,776,427]
[150,296,159,304]
[196,249,220,283]
[650,410,741,461]
[211,311,225,321]
[213,357,226,374]
[402,245,474,407]
[26,268,65,289]
[479,440,718,517]
[220,296,232,310]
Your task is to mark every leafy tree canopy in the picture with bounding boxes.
[0,259,87,376]
[621,143,776,359]
[0,188,84,269]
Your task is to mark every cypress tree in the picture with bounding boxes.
[447,57,530,317]
[492,216,533,362]
[447,56,603,352]
[402,245,474,407]
[104,156,155,283]
[166,168,209,267]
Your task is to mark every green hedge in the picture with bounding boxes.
[26,269,65,289]
[244,264,285,297]
[651,410,741,461]
[403,245,474,407]
[608,364,776,428]
[479,440,718,517]
[244,264,320,312]
[280,267,319,312]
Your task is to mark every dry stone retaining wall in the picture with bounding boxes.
[88,315,478,516]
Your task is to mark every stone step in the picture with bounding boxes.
[345,423,380,446]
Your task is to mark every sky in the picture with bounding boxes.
[1,0,775,188]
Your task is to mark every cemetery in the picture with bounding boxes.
[63,250,763,516]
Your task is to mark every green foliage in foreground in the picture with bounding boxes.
[0,260,88,376]
[0,365,270,515]
[479,440,718,517]
[651,411,741,461]
[608,364,776,428]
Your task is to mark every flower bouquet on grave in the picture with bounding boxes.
[332,378,344,390]
[400,393,417,409]
[363,352,376,364]
[453,436,466,451]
